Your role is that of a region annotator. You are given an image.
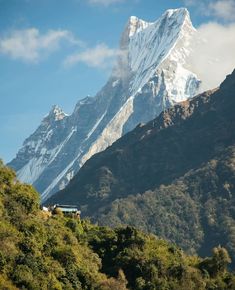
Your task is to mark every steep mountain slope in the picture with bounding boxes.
[9,8,200,201]
[47,70,235,259]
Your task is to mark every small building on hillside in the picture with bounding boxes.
[52,204,81,218]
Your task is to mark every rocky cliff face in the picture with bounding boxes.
[9,8,200,201]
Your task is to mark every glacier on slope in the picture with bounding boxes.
[8,8,200,201]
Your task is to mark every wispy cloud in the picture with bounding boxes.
[88,0,126,6]
[0,28,81,63]
[64,43,121,69]
[183,0,235,21]
[181,0,235,89]
[209,0,235,21]
[186,22,235,91]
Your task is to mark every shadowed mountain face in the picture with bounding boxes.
[8,8,200,201]
[47,70,235,259]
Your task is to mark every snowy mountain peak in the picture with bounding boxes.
[162,8,195,35]
[127,16,151,37]
[9,8,201,201]
[117,7,195,84]
[164,7,189,17]
[122,7,197,98]
[120,16,151,50]
[45,105,67,122]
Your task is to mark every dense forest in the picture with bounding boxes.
[97,146,235,260]
[1,161,235,289]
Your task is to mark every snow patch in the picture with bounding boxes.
[41,151,82,201]
[17,127,77,185]
[80,96,134,166]
[112,80,120,87]
[86,111,107,139]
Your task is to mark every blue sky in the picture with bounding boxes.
[1,0,235,163]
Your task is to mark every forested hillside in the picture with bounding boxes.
[1,161,235,289]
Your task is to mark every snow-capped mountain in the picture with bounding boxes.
[9,8,200,201]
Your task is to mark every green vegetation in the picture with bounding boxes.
[98,146,235,262]
[0,161,235,289]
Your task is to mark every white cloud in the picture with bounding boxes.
[183,0,235,21]
[209,0,235,21]
[186,22,235,91]
[182,0,197,5]
[0,28,81,63]
[88,0,126,6]
[64,43,121,69]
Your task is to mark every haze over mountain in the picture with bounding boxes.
[47,69,235,261]
[9,8,200,201]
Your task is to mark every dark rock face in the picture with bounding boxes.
[47,70,235,260]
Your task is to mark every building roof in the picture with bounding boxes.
[54,204,80,213]
[54,204,78,208]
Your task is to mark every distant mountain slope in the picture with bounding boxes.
[8,8,200,201]
[47,70,235,259]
